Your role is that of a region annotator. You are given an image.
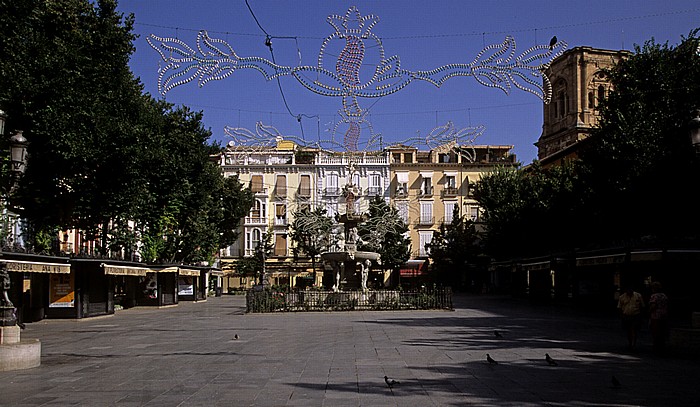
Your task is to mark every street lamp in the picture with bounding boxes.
[0,109,6,136]
[689,109,700,154]
[9,131,28,175]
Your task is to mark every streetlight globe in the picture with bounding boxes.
[689,110,700,153]
[10,130,28,174]
[0,109,6,136]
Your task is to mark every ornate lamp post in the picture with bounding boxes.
[9,130,28,175]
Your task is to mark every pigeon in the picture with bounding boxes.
[494,330,503,338]
[384,375,399,388]
[234,334,239,340]
[549,36,558,50]
[486,354,498,365]
[611,375,621,389]
[545,353,558,366]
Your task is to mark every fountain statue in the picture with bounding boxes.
[321,160,380,292]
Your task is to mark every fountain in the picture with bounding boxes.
[321,161,380,292]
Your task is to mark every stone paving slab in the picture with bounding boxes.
[1,294,699,406]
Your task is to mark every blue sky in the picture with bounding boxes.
[117,1,700,163]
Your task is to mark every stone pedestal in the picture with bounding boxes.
[0,326,42,371]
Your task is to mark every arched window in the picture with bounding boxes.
[597,85,606,105]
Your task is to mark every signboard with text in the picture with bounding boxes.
[49,273,75,308]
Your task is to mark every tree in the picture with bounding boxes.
[578,30,700,247]
[427,206,483,289]
[288,206,334,282]
[0,0,146,250]
[235,227,273,285]
[357,197,410,275]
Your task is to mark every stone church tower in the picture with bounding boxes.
[536,47,630,162]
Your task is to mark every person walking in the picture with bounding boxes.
[649,281,669,354]
[617,285,645,351]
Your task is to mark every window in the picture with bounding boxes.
[326,201,338,218]
[327,173,339,195]
[445,175,456,189]
[299,175,311,197]
[392,153,401,163]
[352,173,360,187]
[369,174,381,196]
[275,175,286,198]
[404,153,412,163]
[444,202,456,224]
[396,172,409,197]
[469,205,479,222]
[597,85,606,105]
[439,153,450,163]
[420,202,433,225]
[275,204,286,225]
[247,228,262,255]
[250,175,263,193]
[421,177,432,196]
[588,92,594,108]
[274,234,287,257]
[396,201,408,224]
[419,231,433,257]
[250,199,266,219]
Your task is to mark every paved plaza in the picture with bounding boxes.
[1,294,699,406]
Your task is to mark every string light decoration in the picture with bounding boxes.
[148,6,567,150]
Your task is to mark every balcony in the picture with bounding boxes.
[274,217,288,226]
[442,187,458,197]
[367,186,382,196]
[419,187,433,197]
[325,187,341,196]
[245,216,267,225]
[416,216,434,226]
[296,187,312,199]
[273,187,287,200]
[251,187,268,196]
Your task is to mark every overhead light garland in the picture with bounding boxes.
[148,6,566,151]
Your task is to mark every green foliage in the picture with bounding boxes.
[357,197,410,271]
[427,206,483,286]
[0,1,253,262]
[236,227,273,283]
[578,30,700,246]
[474,30,700,260]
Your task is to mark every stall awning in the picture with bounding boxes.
[4,260,70,274]
[400,260,426,276]
[576,253,625,267]
[157,266,179,273]
[522,261,551,271]
[178,268,200,276]
[630,250,663,262]
[102,264,149,276]
[209,270,224,277]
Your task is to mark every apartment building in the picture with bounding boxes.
[388,144,517,279]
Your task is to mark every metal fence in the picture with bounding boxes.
[246,288,453,313]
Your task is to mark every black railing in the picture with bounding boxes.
[246,288,453,312]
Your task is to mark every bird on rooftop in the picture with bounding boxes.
[545,353,558,366]
[384,375,399,388]
[611,375,621,388]
[487,354,498,365]
[494,330,502,338]
[549,36,558,50]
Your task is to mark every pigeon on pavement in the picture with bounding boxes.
[487,354,498,365]
[384,375,399,388]
[234,334,239,340]
[545,353,558,366]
